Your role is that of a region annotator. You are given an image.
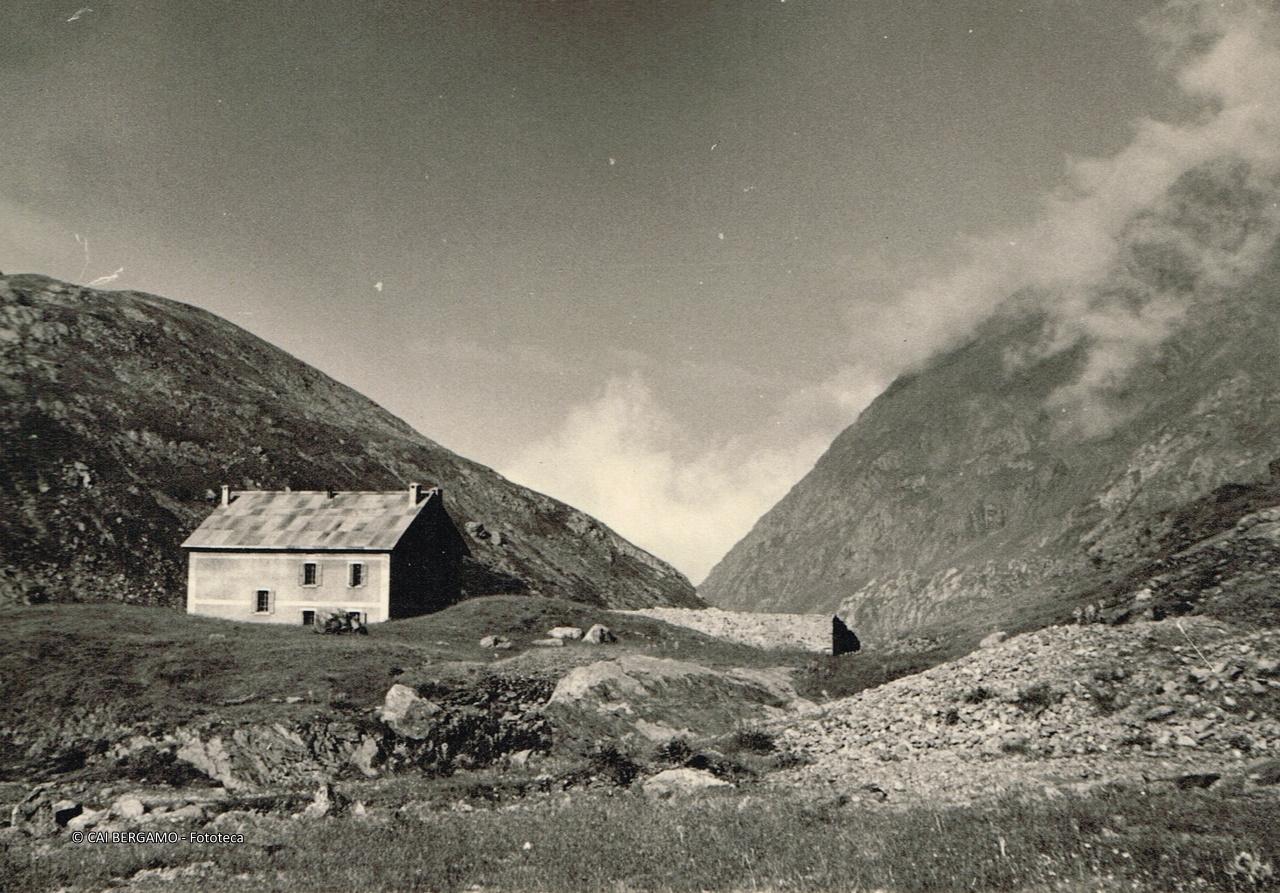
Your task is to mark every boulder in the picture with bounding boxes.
[479,635,510,649]
[66,808,104,832]
[10,788,53,836]
[641,768,732,798]
[531,639,565,648]
[548,626,584,641]
[349,736,382,777]
[301,781,349,819]
[165,804,207,822]
[380,684,442,740]
[51,800,83,827]
[112,795,146,820]
[832,616,861,655]
[382,683,421,720]
[583,624,617,644]
[1174,773,1221,790]
[979,631,1007,649]
[547,656,816,743]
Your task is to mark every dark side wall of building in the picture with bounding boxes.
[388,494,468,617]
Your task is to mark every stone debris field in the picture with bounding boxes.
[774,617,1280,804]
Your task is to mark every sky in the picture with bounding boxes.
[4,0,1268,583]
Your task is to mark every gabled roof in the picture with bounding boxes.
[182,490,437,552]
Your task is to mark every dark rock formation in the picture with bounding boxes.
[832,616,861,656]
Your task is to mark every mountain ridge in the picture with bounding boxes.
[699,157,1280,643]
[0,272,700,610]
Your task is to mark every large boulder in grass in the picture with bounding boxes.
[301,781,350,819]
[380,684,442,740]
[584,624,617,644]
[548,626,583,641]
[642,768,732,798]
[546,655,816,744]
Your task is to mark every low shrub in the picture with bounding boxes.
[1012,682,1063,714]
[653,737,694,765]
[685,750,753,781]
[585,743,642,787]
[1085,683,1121,716]
[962,686,995,704]
[726,725,776,755]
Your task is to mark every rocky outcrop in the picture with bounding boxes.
[701,159,1280,644]
[173,719,384,790]
[379,684,442,740]
[546,655,816,744]
[641,768,733,798]
[0,273,699,610]
[583,624,616,644]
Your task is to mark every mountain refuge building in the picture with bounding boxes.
[182,483,465,625]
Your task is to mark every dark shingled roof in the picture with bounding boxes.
[182,490,436,551]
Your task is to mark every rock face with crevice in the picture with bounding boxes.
[0,273,699,610]
[701,159,1280,644]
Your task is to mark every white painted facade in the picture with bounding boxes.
[185,551,392,624]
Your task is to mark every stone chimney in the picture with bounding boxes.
[220,485,230,507]
[408,482,422,506]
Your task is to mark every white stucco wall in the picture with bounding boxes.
[185,551,392,624]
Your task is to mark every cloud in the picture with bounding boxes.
[507,0,1280,580]
[835,0,1280,433]
[503,374,831,583]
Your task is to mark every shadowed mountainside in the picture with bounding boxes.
[701,158,1280,644]
[0,273,699,610]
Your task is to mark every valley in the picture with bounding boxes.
[2,576,1279,891]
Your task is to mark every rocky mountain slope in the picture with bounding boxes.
[700,158,1280,643]
[774,616,1280,806]
[0,273,699,609]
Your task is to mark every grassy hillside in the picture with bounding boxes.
[0,273,698,610]
[0,597,794,738]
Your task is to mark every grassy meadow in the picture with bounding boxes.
[4,782,1278,892]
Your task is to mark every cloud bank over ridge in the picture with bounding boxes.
[504,0,1280,582]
